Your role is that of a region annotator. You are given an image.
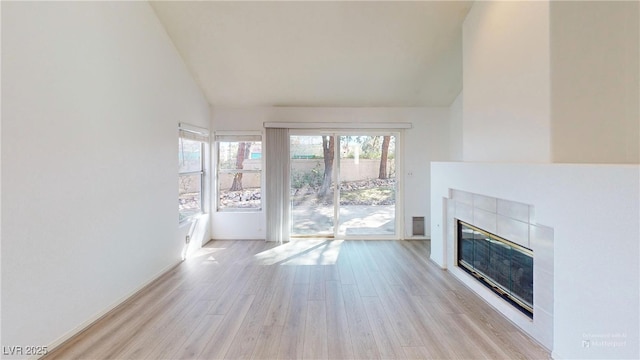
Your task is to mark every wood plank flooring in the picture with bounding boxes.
[45,240,550,360]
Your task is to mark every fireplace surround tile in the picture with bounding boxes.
[473,193,497,213]
[472,208,497,233]
[451,189,473,205]
[535,268,554,315]
[497,198,531,223]
[446,198,456,261]
[455,202,473,223]
[532,306,554,350]
[496,215,530,248]
[531,224,554,273]
[532,306,553,349]
[446,197,456,220]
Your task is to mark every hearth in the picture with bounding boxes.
[457,220,533,317]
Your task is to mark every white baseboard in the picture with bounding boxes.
[45,260,183,355]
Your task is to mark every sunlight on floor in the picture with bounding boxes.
[187,246,227,264]
[253,240,343,265]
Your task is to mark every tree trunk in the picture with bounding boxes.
[229,142,249,191]
[379,135,390,179]
[318,136,334,199]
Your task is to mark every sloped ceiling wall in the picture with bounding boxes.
[151,1,472,107]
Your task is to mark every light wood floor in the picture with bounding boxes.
[46,240,550,360]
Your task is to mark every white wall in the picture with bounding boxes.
[1,2,210,355]
[431,162,639,359]
[211,106,450,240]
[462,1,551,162]
[550,1,639,164]
[462,0,639,165]
[448,92,463,161]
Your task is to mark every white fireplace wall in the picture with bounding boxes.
[445,190,553,349]
[431,162,640,359]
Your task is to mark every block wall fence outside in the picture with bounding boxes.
[217,158,392,189]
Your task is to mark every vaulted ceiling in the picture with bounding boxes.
[151,1,472,107]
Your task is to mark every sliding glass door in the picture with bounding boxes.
[290,135,335,237]
[337,135,396,237]
[290,133,398,239]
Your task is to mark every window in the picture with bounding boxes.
[216,134,262,211]
[179,125,208,222]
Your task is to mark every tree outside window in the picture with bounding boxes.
[217,137,262,211]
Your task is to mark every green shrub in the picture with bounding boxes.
[291,164,324,189]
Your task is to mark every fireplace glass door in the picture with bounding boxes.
[458,220,533,317]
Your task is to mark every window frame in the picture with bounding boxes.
[215,132,263,212]
[179,124,209,223]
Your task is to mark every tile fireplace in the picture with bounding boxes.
[444,189,554,350]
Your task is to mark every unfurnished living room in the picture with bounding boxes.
[1,1,638,359]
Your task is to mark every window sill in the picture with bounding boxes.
[216,209,263,213]
[179,212,204,226]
